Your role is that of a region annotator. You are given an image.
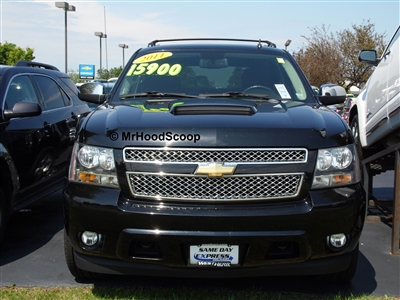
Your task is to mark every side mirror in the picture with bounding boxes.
[358,50,380,66]
[3,102,42,120]
[318,84,346,105]
[78,82,110,105]
[78,92,108,104]
[80,83,106,94]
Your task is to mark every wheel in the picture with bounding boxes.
[316,243,359,283]
[34,150,54,175]
[350,114,363,161]
[64,229,101,279]
[243,85,278,97]
[32,148,55,182]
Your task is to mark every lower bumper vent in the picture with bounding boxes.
[265,241,300,260]
[129,240,163,259]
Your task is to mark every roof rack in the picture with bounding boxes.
[147,38,277,49]
[14,61,60,71]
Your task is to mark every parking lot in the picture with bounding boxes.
[0,171,399,298]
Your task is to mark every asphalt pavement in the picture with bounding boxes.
[0,171,399,298]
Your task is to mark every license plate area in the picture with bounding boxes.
[189,244,239,267]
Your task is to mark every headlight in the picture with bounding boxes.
[78,146,100,168]
[69,143,119,188]
[78,146,115,170]
[312,145,361,189]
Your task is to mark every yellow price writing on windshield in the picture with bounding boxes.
[127,63,182,76]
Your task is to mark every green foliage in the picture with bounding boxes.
[67,67,123,84]
[96,66,123,80]
[0,286,397,300]
[68,71,81,84]
[0,42,35,65]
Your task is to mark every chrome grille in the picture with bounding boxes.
[124,148,307,163]
[126,173,303,202]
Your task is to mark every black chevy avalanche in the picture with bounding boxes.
[64,39,366,282]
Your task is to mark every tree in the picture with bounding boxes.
[337,21,386,90]
[68,70,81,83]
[0,42,35,65]
[68,66,124,84]
[293,20,386,91]
[294,25,342,88]
[96,66,123,80]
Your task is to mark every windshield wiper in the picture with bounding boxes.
[120,91,203,100]
[200,91,278,101]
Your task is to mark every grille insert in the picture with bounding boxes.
[127,173,303,202]
[124,148,307,164]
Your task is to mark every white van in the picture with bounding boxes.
[350,25,400,158]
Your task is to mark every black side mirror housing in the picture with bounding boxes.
[3,102,42,120]
[78,82,112,105]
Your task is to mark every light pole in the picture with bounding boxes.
[118,44,128,68]
[94,32,107,74]
[55,2,76,73]
[285,39,292,51]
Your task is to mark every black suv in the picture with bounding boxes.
[0,61,91,240]
[64,39,366,282]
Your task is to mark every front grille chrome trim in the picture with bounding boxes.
[124,147,308,164]
[126,172,304,202]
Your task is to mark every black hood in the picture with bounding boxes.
[79,99,352,149]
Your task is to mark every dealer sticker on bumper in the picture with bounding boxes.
[189,244,239,267]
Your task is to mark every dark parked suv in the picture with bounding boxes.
[0,61,91,241]
[64,39,366,282]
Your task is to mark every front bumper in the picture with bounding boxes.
[73,246,355,278]
[63,182,366,277]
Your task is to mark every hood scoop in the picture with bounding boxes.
[170,103,257,116]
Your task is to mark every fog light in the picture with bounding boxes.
[81,231,101,246]
[328,233,347,248]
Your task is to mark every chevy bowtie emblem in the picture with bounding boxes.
[195,163,237,177]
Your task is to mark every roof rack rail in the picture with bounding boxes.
[14,60,60,71]
[147,38,277,48]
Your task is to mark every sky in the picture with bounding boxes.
[1,0,399,74]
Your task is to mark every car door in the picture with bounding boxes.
[385,26,400,132]
[3,74,49,201]
[364,47,390,140]
[30,74,79,181]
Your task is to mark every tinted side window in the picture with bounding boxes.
[33,75,70,110]
[4,75,40,110]
[60,76,79,95]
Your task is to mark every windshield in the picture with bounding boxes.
[115,50,310,102]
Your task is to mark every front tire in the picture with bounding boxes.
[316,243,359,283]
[350,114,363,161]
